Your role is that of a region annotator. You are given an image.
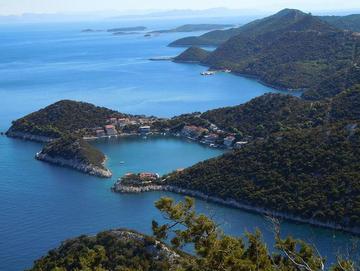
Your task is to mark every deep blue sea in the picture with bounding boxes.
[0,18,357,270]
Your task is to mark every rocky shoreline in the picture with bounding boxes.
[36,152,112,178]
[112,183,360,235]
[6,131,53,143]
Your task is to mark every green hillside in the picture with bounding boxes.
[163,88,360,230]
[6,100,126,139]
[320,14,360,32]
[170,10,360,47]
[173,46,210,62]
[172,9,360,99]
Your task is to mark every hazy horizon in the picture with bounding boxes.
[0,0,359,17]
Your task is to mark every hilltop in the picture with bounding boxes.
[170,9,335,46]
[6,100,126,141]
[170,10,360,47]
[28,229,185,271]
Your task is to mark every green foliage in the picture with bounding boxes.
[204,21,358,92]
[201,93,327,138]
[41,135,106,169]
[172,9,360,99]
[7,100,126,138]
[164,122,360,229]
[153,197,357,271]
[173,47,210,63]
[170,9,335,47]
[163,87,360,229]
[28,229,182,271]
[320,14,360,32]
[28,198,358,271]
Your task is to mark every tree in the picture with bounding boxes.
[152,196,357,271]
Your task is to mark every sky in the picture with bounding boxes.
[0,0,359,16]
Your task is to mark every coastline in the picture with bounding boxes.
[5,131,54,143]
[169,58,303,93]
[35,152,112,178]
[112,183,360,235]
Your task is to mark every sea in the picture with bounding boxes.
[0,17,357,270]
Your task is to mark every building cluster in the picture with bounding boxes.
[180,124,248,149]
[121,172,160,185]
[93,117,154,138]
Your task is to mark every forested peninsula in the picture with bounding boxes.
[173,9,360,100]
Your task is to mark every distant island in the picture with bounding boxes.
[150,23,234,34]
[107,26,147,32]
[82,26,147,34]
[82,24,235,37]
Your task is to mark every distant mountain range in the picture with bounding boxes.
[173,9,360,100]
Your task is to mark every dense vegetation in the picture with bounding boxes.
[153,88,359,140]
[173,47,210,63]
[162,89,360,230]
[28,229,185,271]
[28,197,358,271]
[201,93,327,137]
[302,68,360,100]
[7,100,126,139]
[40,135,107,169]
[172,9,360,99]
[170,11,360,47]
[203,10,359,92]
[168,27,243,46]
[320,14,360,32]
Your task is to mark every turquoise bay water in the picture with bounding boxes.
[0,19,357,270]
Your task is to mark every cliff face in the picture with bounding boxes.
[36,135,112,178]
[36,152,112,178]
[5,131,53,143]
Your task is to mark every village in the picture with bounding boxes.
[84,114,250,152]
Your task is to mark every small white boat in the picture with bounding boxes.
[201,71,216,76]
[120,161,125,165]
